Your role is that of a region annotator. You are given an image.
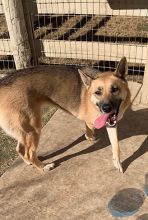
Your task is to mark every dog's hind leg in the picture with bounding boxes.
[16,119,55,172]
[24,131,44,171]
[106,126,123,172]
[4,105,55,172]
[26,132,55,172]
[16,130,43,170]
[16,141,32,165]
[16,129,54,171]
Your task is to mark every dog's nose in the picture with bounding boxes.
[102,103,112,113]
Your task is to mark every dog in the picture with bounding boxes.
[0,57,130,172]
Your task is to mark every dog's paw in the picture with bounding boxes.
[85,134,96,141]
[113,159,123,173]
[24,159,32,165]
[43,163,55,172]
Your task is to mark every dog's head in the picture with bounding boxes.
[78,57,131,128]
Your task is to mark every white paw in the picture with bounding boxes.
[43,163,55,172]
[85,134,96,141]
[26,161,32,165]
[24,159,32,165]
[113,159,123,173]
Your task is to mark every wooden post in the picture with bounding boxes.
[22,0,38,66]
[137,47,148,105]
[2,0,31,69]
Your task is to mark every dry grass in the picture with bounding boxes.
[34,24,52,39]
[34,15,148,40]
[0,14,147,40]
[39,57,144,83]
[39,56,98,66]
[68,16,104,40]
[0,130,17,176]
[43,15,83,40]
[96,16,148,38]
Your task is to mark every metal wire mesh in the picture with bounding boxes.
[0,0,147,83]
[31,0,148,83]
[0,10,15,75]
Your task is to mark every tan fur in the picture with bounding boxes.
[0,57,131,172]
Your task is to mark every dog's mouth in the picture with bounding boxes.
[94,99,122,129]
[94,112,117,129]
[106,113,117,127]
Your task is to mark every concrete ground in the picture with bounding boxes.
[0,83,148,220]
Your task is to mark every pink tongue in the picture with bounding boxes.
[94,113,110,129]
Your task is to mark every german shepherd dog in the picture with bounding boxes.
[0,57,130,172]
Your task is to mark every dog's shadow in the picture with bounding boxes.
[39,107,148,172]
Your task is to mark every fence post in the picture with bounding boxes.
[22,0,38,66]
[2,0,32,69]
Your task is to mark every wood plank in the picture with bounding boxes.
[0,0,3,14]
[137,46,148,104]
[36,40,147,64]
[0,0,147,16]
[0,39,147,65]
[128,81,142,105]
[0,39,12,55]
[35,0,148,16]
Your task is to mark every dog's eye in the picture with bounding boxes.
[111,86,119,93]
[95,90,102,95]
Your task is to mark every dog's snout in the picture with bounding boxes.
[102,103,112,113]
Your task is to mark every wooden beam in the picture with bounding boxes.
[0,0,3,14]
[128,81,142,105]
[0,39,146,65]
[35,0,148,16]
[36,40,147,64]
[0,0,147,16]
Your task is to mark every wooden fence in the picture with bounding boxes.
[0,0,148,104]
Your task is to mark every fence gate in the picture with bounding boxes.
[0,0,148,104]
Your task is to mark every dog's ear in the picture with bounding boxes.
[114,57,128,79]
[78,69,92,88]
[78,67,99,88]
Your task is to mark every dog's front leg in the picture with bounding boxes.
[85,123,96,141]
[106,126,123,173]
